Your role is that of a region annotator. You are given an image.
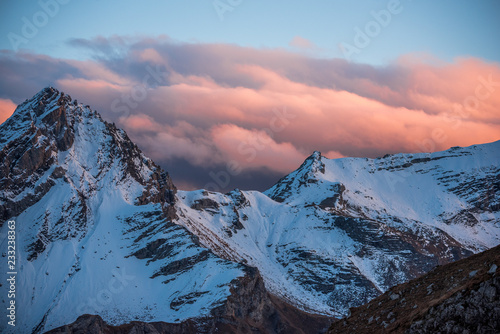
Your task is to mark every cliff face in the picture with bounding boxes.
[0,87,176,226]
[327,245,500,334]
[0,88,331,334]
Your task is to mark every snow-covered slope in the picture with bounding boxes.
[0,88,244,333]
[174,143,500,316]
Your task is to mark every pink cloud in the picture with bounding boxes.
[119,115,219,166]
[137,48,165,64]
[120,114,163,132]
[111,55,500,168]
[289,36,316,50]
[66,60,131,86]
[211,124,306,173]
[0,98,16,124]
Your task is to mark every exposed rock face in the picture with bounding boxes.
[407,276,500,334]
[327,245,500,334]
[47,268,332,334]
[0,88,331,334]
[209,267,332,333]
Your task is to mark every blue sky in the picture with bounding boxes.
[1,0,499,65]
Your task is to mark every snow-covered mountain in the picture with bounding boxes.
[1,87,499,333]
[175,142,500,316]
[0,88,246,333]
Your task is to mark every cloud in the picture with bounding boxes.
[211,124,306,173]
[1,38,499,191]
[0,98,16,124]
[137,48,166,64]
[289,36,317,50]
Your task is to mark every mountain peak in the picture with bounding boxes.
[310,150,322,159]
[264,150,325,202]
[4,86,67,125]
[31,86,63,106]
[0,86,177,222]
[36,86,59,97]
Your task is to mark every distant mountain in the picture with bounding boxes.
[0,87,498,333]
[327,244,500,333]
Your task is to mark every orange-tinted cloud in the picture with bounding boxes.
[112,59,500,172]
[0,98,16,124]
[211,124,306,173]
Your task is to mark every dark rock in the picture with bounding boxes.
[190,198,220,211]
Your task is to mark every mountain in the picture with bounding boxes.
[174,141,500,316]
[0,87,499,333]
[327,244,500,334]
[0,88,331,333]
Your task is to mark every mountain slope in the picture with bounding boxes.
[174,143,500,316]
[327,244,500,334]
[46,268,332,334]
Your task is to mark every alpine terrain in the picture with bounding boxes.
[327,244,500,333]
[0,87,499,333]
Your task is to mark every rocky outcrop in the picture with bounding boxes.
[0,88,72,223]
[209,267,333,333]
[407,276,499,334]
[0,88,227,333]
[46,314,200,334]
[327,244,500,334]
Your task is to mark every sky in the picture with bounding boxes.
[0,0,499,191]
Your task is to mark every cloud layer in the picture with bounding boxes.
[1,37,499,191]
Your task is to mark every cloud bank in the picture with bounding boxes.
[1,37,499,191]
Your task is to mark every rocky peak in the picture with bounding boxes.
[304,150,325,174]
[0,87,176,225]
[264,151,325,203]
